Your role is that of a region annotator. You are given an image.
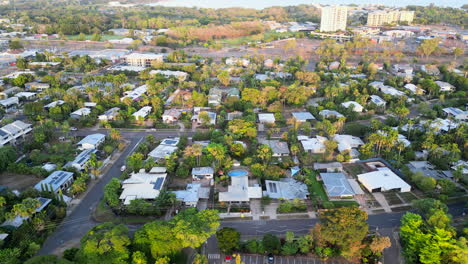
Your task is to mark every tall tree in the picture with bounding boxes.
[317,207,368,259]
[216,227,241,254]
[77,223,131,264]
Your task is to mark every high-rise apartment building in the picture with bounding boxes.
[367,10,415,27]
[320,6,348,32]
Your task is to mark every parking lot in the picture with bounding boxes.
[227,254,349,264]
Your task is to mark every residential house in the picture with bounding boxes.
[34,171,74,193]
[227,111,243,121]
[358,168,411,192]
[313,162,344,173]
[218,175,261,203]
[192,110,217,125]
[259,138,290,157]
[98,107,120,121]
[263,178,309,199]
[1,197,52,228]
[404,83,425,95]
[407,161,446,180]
[341,101,364,112]
[15,92,36,100]
[77,133,106,150]
[258,113,275,124]
[435,81,455,92]
[369,95,386,107]
[0,97,19,113]
[150,70,189,81]
[333,134,364,157]
[148,138,179,160]
[162,108,184,123]
[121,84,147,101]
[392,64,413,79]
[120,167,167,205]
[225,57,250,67]
[0,120,32,146]
[208,87,239,106]
[65,149,97,171]
[84,102,97,108]
[44,100,65,109]
[70,108,91,119]
[292,112,316,122]
[192,167,214,180]
[420,65,440,76]
[319,109,344,119]
[320,172,361,198]
[133,106,152,120]
[298,135,327,154]
[24,82,50,91]
[442,107,468,121]
[173,183,210,207]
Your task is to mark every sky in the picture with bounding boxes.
[147,0,465,9]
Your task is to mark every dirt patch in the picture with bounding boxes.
[0,172,41,191]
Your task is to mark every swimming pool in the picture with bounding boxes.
[227,169,249,177]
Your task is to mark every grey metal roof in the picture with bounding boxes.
[321,173,355,197]
[34,171,73,192]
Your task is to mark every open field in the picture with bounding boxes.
[0,172,41,191]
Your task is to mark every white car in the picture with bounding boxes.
[120,165,126,172]
[69,127,78,131]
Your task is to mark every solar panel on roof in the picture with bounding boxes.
[153,177,164,190]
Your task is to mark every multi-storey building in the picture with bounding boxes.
[367,10,415,26]
[320,6,348,32]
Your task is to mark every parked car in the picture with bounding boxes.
[69,127,77,131]
[267,254,274,264]
[120,165,126,172]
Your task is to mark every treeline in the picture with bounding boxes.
[407,5,467,27]
[168,21,266,41]
[21,208,219,264]
[1,3,320,35]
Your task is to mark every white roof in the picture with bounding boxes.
[435,81,455,91]
[44,100,65,108]
[292,112,315,121]
[333,134,364,152]
[71,108,91,116]
[15,92,36,98]
[133,106,152,118]
[258,113,276,123]
[369,95,386,105]
[77,133,105,148]
[358,168,411,192]
[120,168,167,205]
[341,101,364,112]
[319,109,344,118]
[148,145,178,160]
[300,136,326,152]
[219,175,261,202]
[124,52,164,60]
[379,86,406,97]
[0,97,19,106]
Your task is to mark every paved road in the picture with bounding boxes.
[211,204,466,264]
[38,129,197,255]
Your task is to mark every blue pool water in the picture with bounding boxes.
[228,170,248,177]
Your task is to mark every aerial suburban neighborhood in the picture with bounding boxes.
[0,1,466,264]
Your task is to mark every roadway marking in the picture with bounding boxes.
[208,254,220,259]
